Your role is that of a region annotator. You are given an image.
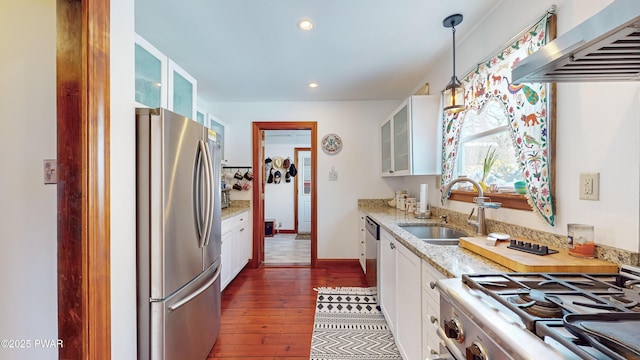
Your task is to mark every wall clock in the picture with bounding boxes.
[321,133,342,155]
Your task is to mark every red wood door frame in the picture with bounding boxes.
[251,122,317,268]
[57,0,111,358]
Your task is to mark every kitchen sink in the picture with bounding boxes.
[398,224,466,245]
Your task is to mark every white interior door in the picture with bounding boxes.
[297,151,311,234]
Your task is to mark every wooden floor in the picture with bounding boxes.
[208,261,368,359]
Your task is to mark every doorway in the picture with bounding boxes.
[251,122,317,268]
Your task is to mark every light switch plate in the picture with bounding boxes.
[579,172,599,200]
[44,159,57,184]
[329,166,338,181]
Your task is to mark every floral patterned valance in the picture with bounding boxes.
[440,14,556,226]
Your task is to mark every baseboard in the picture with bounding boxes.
[316,259,360,268]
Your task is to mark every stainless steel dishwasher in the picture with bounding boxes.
[364,216,380,295]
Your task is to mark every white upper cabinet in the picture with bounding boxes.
[380,95,442,176]
[208,114,227,162]
[168,59,197,120]
[135,34,197,120]
[134,34,168,109]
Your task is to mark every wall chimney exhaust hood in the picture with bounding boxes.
[512,0,640,83]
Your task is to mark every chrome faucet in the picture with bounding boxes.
[442,177,501,236]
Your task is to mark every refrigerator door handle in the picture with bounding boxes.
[197,140,212,249]
[194,141,204,244]
[202,139,215,246]
[168,265,221,312]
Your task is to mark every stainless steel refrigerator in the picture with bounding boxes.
[136,108,222,360]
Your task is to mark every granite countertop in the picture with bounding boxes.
[359,203,510,278]
[222,201,250,220]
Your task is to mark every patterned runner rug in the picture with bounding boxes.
[310,287,402,360]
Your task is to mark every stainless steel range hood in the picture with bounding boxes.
[512,0,640,83]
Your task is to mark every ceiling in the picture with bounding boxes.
[134,0,502,104]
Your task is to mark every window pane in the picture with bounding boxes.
[303,157,311,195]
[460,100,508,139]
[456,99,522,189]
[458,131,522,187]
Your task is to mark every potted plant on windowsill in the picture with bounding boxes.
[480,146,497,192]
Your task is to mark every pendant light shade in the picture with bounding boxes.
[443,14,465,113]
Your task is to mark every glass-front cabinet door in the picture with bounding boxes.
[168,60,197,120]
[134,35,167,109]
[380,119,392,175]
[208,115,226,162]
[392,103,410,175]
[196,110,206,126]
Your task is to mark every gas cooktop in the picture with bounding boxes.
[437,265,640,360]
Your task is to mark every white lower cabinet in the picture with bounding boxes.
[358,211,366,274]
[379,229,421,360]
[379,230,397,334]
[396,242,422,360]
[422,260,446,357]
[221,211,252,291]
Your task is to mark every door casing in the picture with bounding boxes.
[251,122,317,268]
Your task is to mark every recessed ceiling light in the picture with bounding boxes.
[297,19,314,31]
[308,81,318,88]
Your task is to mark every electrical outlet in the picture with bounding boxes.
[579,173,599,200]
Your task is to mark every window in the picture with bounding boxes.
[455,99,523,190]
[441,12,557,223]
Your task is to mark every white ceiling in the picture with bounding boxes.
[134,0,502,104]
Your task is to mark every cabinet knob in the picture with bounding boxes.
[430,281,437,289]
[240,228,245,232]
[390,242,396,250]
[430,315,438,324]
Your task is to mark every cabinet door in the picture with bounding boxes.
[392,104,410,175]
[422,260,446,356]
[396,243,422,360]
[379,230,397,335]
[168,60,197,120]
[380,119,393,175]
[208,115,226,162]
[134,35,167,109]
[235,214,250,275]
[221,225,234,291]
[358,212,366,274]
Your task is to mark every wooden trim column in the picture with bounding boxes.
[57,0,111,359]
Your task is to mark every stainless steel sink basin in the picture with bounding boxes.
[398,224,466,245]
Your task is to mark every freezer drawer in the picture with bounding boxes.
[146,262,221,360]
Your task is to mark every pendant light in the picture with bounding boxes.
[443,14,465,113]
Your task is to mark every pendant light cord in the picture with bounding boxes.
[451,21,457,84]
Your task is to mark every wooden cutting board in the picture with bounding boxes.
[459,236,619,273]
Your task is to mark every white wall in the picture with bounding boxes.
[210,101,401,258]
[0,1,58,359]
[405,0,639,253]
[0,1,138,359]
[111,0,138,357]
